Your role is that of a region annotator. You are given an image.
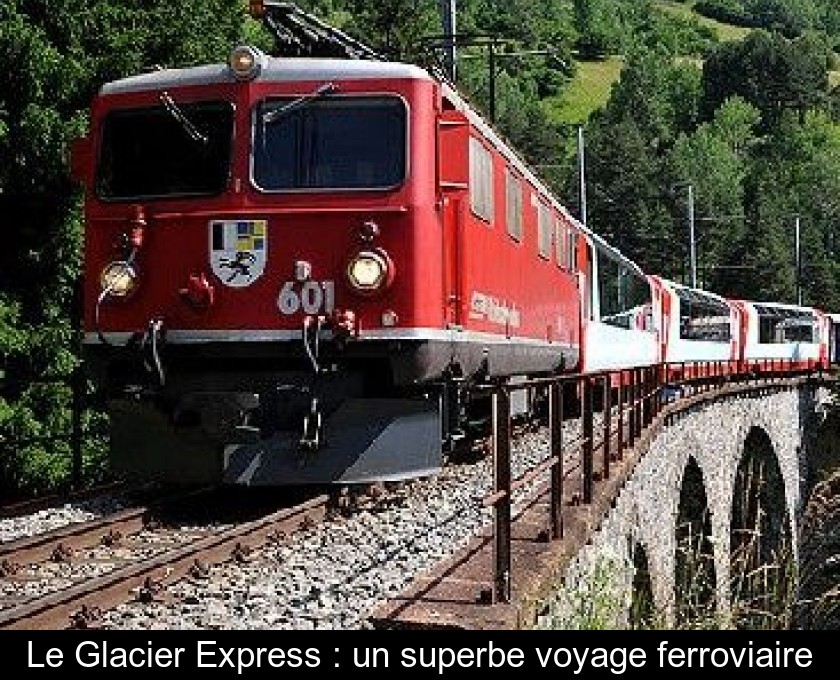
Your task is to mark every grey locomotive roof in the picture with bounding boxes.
[100,57,434,95]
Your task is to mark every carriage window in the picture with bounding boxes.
[505,170,523,241]
[554,217,566,268]
[676,289,731,341]
[97,101,233,200]
[469,137,494,222]
[757,307,815,343]
[597,249,652,330]
[253,96,405,191]
[537,202,552,259]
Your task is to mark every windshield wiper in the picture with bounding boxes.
[262,82,338,124]
[159,90,208,144]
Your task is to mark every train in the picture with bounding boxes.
[69,15,835,487]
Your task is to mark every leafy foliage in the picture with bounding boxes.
[701,30,830,126]
[0,0,249,496]
[695,0,826,38]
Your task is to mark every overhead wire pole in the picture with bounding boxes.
[577,125,587,228]
[439,0,457,82]
[428,36,560,124]
[694,213,745,288]
[795,215,802,306]
[487,41,497,122]
[772,212,804,306]
[688,183,697,289]
[670,182,697,288]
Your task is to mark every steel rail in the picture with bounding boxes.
[0,494,328,629]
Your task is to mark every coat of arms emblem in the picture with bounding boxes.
[209,220,267,287]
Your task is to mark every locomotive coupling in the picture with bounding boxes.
[299,396,324,452]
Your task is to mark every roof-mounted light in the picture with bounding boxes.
[229,45,265,81]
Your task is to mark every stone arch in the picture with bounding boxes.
[729,426,794,629]
[675,456,717,626]
[628,539,655,629]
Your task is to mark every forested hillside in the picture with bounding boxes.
[2,0,839,493]
[693,0,840,40]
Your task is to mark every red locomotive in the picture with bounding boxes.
[71,4,833,487]
[72,26,594,484]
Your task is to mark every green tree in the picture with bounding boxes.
[666,97,760,291]
[765,114,840,308]
[726,112,840,308]
[573,0,622,58]
[746,0,819,35]
[701,30,830,127]
[603,48,702,151]
[584,116,677,275]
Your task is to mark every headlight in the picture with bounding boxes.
[346,250,392,294]
[100,261,138,298]
[228,45,264,81]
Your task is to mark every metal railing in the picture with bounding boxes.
[481,358,827,603]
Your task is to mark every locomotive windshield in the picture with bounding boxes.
[96,100,233,200]
[253,96,406,191]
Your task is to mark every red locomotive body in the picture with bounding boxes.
[74,48,583,485]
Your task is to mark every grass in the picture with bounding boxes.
[797,469,840,629]
[544,1,839,126]
[544,56,624,125]
[542,0,748,126]
[545,4,838,127]
[535,444,807,631]
[654,1,752,42]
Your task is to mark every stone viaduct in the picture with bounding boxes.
[539,381,832,629]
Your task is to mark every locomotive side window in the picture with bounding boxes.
[469,136,494,223]
[598,248,652,330]
[97,101,233,200]
[676,288,731,341]
[554,217,566,268]
[505,169,523,241]
[568,230,578,271]
[253,96,405,191]
[537,201,552,260]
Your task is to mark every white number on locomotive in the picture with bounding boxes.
[277,280,336,315]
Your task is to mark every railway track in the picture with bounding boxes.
[0,401,616,631]
[0,490,328,630]
[100,418,600,630]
